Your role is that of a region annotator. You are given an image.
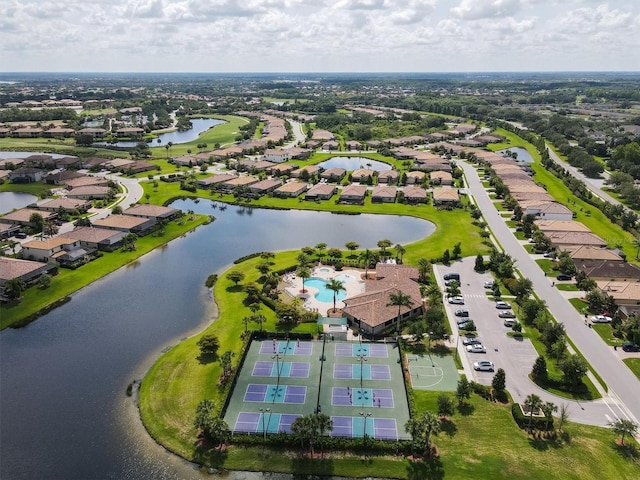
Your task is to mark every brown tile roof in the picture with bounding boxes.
[93,215,150,230]
[402,186,428,199]
[432,188,459,201]
[22,236,77,250]
[547,231,606,246]
[65,226,125,243]
[0,257,50,282]
[535,220,590,233]
[123,204,179,218]
[560,245,624,262]
[1,208,55,223]
[371,185,397,198]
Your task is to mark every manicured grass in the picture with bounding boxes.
[140,181,488,264]
[556,284,579,292]
[623,358,640,381]
[0,181,52,197]
[592,324,620,346]
[569,298,590,315]
[0,214,210,329]
[149,115,249,158]
[0,137,127,158]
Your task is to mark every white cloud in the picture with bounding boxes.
[451,0,522,20]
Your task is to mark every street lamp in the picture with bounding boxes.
[428,331,434,367]
[359,411,372,440]
[259,407,271,440]
[272,352,283,389]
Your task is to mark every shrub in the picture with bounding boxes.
[511,403,553,431]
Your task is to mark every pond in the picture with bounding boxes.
[0,201,434,480]
[496,147,534,163]
[316,156,391,172]
[96,118,226,148]
[0,191,38,215]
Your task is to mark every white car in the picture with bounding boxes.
[495,301,511,309]
[473,360,495,371]
[448,296,465,305]
[591,315,612,323]
[466,344,486,353]
[483,281,495,289]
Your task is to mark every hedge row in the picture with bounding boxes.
[511,403,554,431]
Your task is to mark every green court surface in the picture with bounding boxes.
[406,353,460,391]
[223,338,411,440]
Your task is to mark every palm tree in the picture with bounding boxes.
[633,237,640,259]
[296,266,311,294]
[557,403,570,433]
[314,413,333,457]
[405,416,425,457]
[417,258,431,282]
[325,278,345,313]
[387,291,414,334]
[377,239,392,258]
[242,316,252,334]
[524,394,543,432]
[541,401,557,431]
[421,411,441,456]
[359,249,374,279]
[608,418,638,446]
[395,243,406,263]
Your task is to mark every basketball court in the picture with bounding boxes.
[406,353,459,391]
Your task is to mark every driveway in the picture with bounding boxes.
[455,160,640,428]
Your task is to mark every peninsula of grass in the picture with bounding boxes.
[140,287,639,480]
[0,213,210,329]
[623,358,640,381]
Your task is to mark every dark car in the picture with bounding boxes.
[556,274,573,281]
[621,342,640,352]
[443,273,460,281]
[15,232,27,239]
[455,309,470,317]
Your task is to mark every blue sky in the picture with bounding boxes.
[1,0,639,72]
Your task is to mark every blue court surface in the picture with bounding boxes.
[244,384,307,404]
[335,343,388,358]
[331,416,399,440]
[333,363,391,380]
[259,340,313,356]
[331,387,394,408]
[234,412,301,434]
[252,361,310,378]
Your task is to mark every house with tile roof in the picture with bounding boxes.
[371,185,397,203]
[305,184,336,201]
[0,257,56,289]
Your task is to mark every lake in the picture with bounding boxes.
[496,147,534,163]
[0,201,434,479]
[0,191,38,215]
[316,156,391,172]
[96,118,225,148]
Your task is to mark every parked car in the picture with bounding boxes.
[498,311,516,318]
[443,273,460,281]
[473,360,495,371]
[462,337,482,346]
[495,301,511,309]
[466,344,486,353]
[515,226,523,232]
[621,342,640,352]
[455,309,470,317]
[448,296,465,305]
[543,251,556,258]
[503,319,518,327]
[445,279,459,286]
[590,315,612,323]
[457,321,475,331]
[15,232,27,239]
[483,280,495,289]
[556,273,573,281]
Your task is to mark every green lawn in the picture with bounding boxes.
[0,181,52,197]
[556,284,579,292]
[623,358,640,381]
[592,324,620,346]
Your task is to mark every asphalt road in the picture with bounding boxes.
[457,160,639,428]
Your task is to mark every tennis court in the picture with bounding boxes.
[223,338,411,440]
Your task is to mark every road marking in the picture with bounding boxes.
[604,414,612,423]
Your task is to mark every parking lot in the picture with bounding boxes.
[437,257,540,390]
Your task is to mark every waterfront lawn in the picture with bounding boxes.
[0,214,210,329]
[0,180,52,197]
[141,181,487,263]
[0,137,128,158]
[149,115,249,158]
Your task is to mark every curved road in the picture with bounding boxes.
[459,160,639,428]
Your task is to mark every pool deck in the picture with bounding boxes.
[283,266,366,315]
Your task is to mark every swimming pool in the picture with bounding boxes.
[319,268,332,273]
[304,277,348,303]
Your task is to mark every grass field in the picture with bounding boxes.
[623,358,640,381]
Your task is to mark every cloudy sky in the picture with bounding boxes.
[1,0,639,73]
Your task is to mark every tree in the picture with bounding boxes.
[452,242,462,260]
[325,278,345,313]
[122,232,138,251]
[194,400,230,449]
[345,241,359,256]
[513,278,534,304]
[219,350,235,378]
[608,418,638,446]
[557,403,570,432]
[441,248,451,265]
[315,413,333,457]
[559,355,588,388]
[29,212,44,234]
[387,291,414,334]
[524,394,543,432]
[296,265,311,293]
[197,334,220,356]
[291,414,318,455]
[541,321,566,349]
[377,239,392,258]
[541,401,557,431]
[474,254,485,272]
[531,356,548,382]
[242,316,252,334]
[421,411,441,455]
[359,249,375,279]
[395,243,406,263]
[226,270,245,286]
[3,278,26,300]
[492,368,506,392]
[417,258,431,282]
[456,377,471,406]
[437,394,455,418]
[38,274,52,289]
